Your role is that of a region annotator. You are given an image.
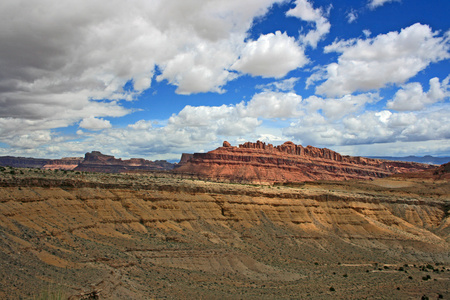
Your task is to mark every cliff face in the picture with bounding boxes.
[74,151,174,173]
[42,157,84,170]
[176,141,432,183]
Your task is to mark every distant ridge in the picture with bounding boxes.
[0,151,175,172]
[0,156,82,170]
[74,151,174,173]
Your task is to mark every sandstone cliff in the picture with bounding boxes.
[175,141,432,183]
[42,157,84,170]
[74,151,175,173]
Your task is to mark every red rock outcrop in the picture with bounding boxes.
[175,141,433,183]
[42,157,84,170]
[0,156,83,170]
[0,156,51,168]
[75,151,174,173]
[1,152,175,173]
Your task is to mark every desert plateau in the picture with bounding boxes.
[0,145,449,299]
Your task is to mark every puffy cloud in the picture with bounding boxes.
[239,91,303,119]
[368,0,400,9]
[313,23,450,97]
[156,40,239,95]
[286,0,331,48]
[168,105,234,127]
[4,130,53,150]
[232,31,308,78]
[363,30,372,38]
[127,120,153,130]
[347,10,358,24]
[167,104,261,138]
[304,93,380,120]
[283,113,343,146]
[0,0,283,141]
[334,139,450,157]
[79,117,112,131]
[387,77,450,111]
[285,107,450,146]
[256,77,300,92]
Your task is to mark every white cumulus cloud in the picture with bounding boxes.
[232,31,308,78]
[368,0,400,9]
[347,10,358,24]
[387,76,450,111]
[0,0,284,143]
[79,117,112,131]
[304,93,380,120]
[286,0,331,48]
[285,106,450,147]
[239,91,303,119]
[313,23,450,97]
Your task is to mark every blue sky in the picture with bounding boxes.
[0,0,449,161]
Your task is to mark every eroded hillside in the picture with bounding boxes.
[0,168,449,299]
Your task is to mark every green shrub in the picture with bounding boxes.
[34,284,65,300]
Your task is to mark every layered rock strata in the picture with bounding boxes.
[74,151,174,173]
[0,170,448,299]
[0,156,51,169]
[176,141,432,183]
[0,156,83,170]
[0,152,175,173]
[42,157,84,170]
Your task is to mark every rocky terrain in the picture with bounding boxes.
[74,151,174,173]
[0,165,449,299]
[0,151,174,173]
[42,157,85,171]
[0,156,83,170]
[175,141,433,184]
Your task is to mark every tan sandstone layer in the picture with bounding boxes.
[0,167,448,299]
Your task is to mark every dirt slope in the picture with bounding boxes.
[0,168,449,299]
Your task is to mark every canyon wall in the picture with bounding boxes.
[176,141,432,183]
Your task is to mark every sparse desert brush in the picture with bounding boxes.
[34,284,65,300]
